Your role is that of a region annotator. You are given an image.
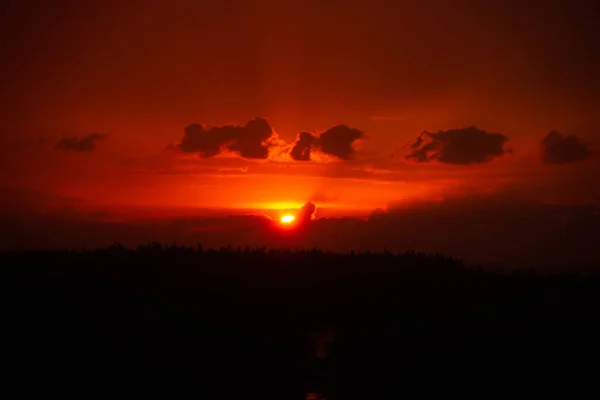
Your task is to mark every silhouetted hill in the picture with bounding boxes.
[2,244,600,398]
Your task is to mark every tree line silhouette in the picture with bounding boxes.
[2,243,600,398]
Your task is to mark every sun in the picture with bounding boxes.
[280,215,295,224]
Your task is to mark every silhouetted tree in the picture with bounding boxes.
[1,245,599,398]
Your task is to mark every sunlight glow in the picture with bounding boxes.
[257,201,306,210]
[281,215,295,224]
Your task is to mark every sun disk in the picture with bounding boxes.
[281,215,295,224]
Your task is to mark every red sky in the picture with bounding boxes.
[2,0,600,212]
[1,1,600,262]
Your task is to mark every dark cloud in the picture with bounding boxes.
[55,134,108,152]
[318,125,366,160]
[177,117,276,159]
[289,125,366,161]
[406,127,510,165]
[370,208,387,219]
[540,130,591,165]
[175,120,365,161]
[290,132,317,161]
[297,202,317,224]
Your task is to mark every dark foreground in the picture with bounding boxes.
[2,244,600,398]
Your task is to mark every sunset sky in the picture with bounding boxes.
[1,0,598,208]
[1,0,600,263]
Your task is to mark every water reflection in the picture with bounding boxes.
[305,328,334,400]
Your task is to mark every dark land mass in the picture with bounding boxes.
[2,244,600,398]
